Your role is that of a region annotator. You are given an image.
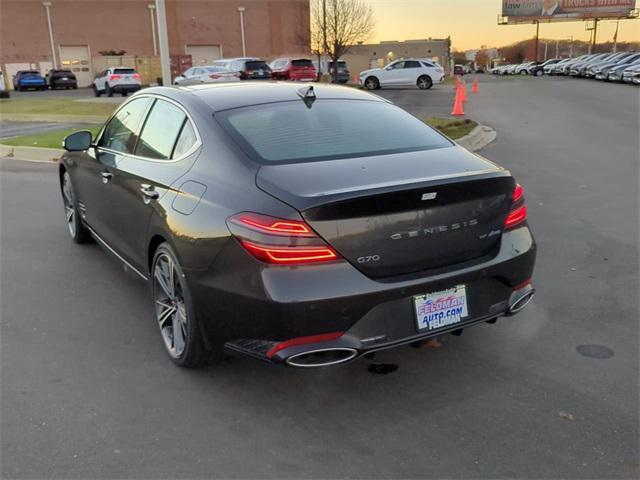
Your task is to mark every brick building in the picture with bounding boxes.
[0,0,310,87]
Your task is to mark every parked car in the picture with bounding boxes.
[453,64,465,75]
[46,69,78,89]
[58,83,536,368]
[328,60,350,83]
[269,58,317,82]
[622,63,640,84]
[545,57,571,75]
[220,58,272,80]
[360,59,445,90]
[93,67,141,97]
[0,71,9,98]
[530,58,560,76]
[12,70,46,91]
[589,52,638,79]
[173,65,240,86]
[606,58,640,82]
[516,62,536,75]
[572,53,613,76]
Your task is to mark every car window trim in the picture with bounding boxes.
[96,96,154,155]
[95,93,202,163]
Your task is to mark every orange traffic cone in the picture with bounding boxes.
[451,86,465,116]
[471,79,480,93]
[460,81,468,103]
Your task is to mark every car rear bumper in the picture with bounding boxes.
[111,84,141,93]
[187,225,536,362]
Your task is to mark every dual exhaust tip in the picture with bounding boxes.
[285,347,358,368]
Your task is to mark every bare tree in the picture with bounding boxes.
[311,0,375,83]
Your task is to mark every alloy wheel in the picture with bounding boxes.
[61,172,76,238]
[153,253,188,358]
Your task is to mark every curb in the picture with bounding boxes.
[0,144,64,162]
[1,123,498,163]
[0,114,106,124]
[456,124,496,152]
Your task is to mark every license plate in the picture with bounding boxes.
[414,285,469,332]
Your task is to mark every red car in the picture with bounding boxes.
[269,58,317,81]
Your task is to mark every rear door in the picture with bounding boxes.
[401,60,422,85]
[108,97,201,271]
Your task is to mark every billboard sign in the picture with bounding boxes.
[502,0,637,20]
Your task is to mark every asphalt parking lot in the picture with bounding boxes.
[1,76,638,479]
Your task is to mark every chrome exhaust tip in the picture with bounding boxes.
[506,286,535,315]
[285,347,358,368]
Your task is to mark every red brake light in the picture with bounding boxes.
[240,241,338,264]
[108,74,121,81]
[505,183,527,229]
[236,214,313,236]
[132,73,141,80]
[227,212,340,265]
[209,74,220,79]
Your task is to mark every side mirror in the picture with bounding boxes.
[63,130,93,152]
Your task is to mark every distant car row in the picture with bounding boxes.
[11,69,78,90]
[491,51,640,84]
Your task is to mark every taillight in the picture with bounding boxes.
[227,212,340,265]
[108,74,121,82]
[209,74,220,79]
[505,183,527,229]
[132,73,141,80]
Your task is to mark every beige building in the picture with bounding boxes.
[342,38,451,78]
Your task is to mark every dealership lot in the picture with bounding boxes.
[1,77,638,478]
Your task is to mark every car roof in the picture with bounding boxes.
[144,82,387,112]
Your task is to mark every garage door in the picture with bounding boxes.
[185,45,221,66]
[59,45,92,87]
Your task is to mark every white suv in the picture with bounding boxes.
[359,59,444,90]
[93,67,142,97]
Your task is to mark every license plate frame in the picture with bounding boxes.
[413,285,469,332]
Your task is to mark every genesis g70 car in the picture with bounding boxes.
[59,83,536,368]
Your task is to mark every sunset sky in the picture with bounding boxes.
[363,0,640,51]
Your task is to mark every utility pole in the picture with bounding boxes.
[533,20,540,62]
[591,18,599,53]
[543,41,548,61]
[322,0,328,74]
[612,20,619,53]
[148,4,158,56]
[155,0,171,87]
[555,39,559,58]
[42,2,57,69]
[238,7,246,57]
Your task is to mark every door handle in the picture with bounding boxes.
[140,184,159,202]
[101,171,113,184]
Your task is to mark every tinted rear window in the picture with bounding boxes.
[245,61,269,70]
[219,100,451,164]
[292,59,313,67]
[114,68,136,74]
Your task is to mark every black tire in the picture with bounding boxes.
[72,85,77,89]
[151,243,216,368]
[121,92,128,97]
[535,70,543,77]
[106,84,113,97]
[364,76,379,90]
[417,75,433,90]
[93,84,102,97]
[60,171,92,244]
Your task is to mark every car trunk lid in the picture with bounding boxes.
[256,146,515,278]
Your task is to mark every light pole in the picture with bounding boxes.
[155,0,171,86]
[42,2,57,69]
[148,4,158,56]
[238,7,246,57]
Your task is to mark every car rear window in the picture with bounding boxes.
[245,61,269,70]
[292,59,313,67]
[219,99,451,164]
[114,68,136,74]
